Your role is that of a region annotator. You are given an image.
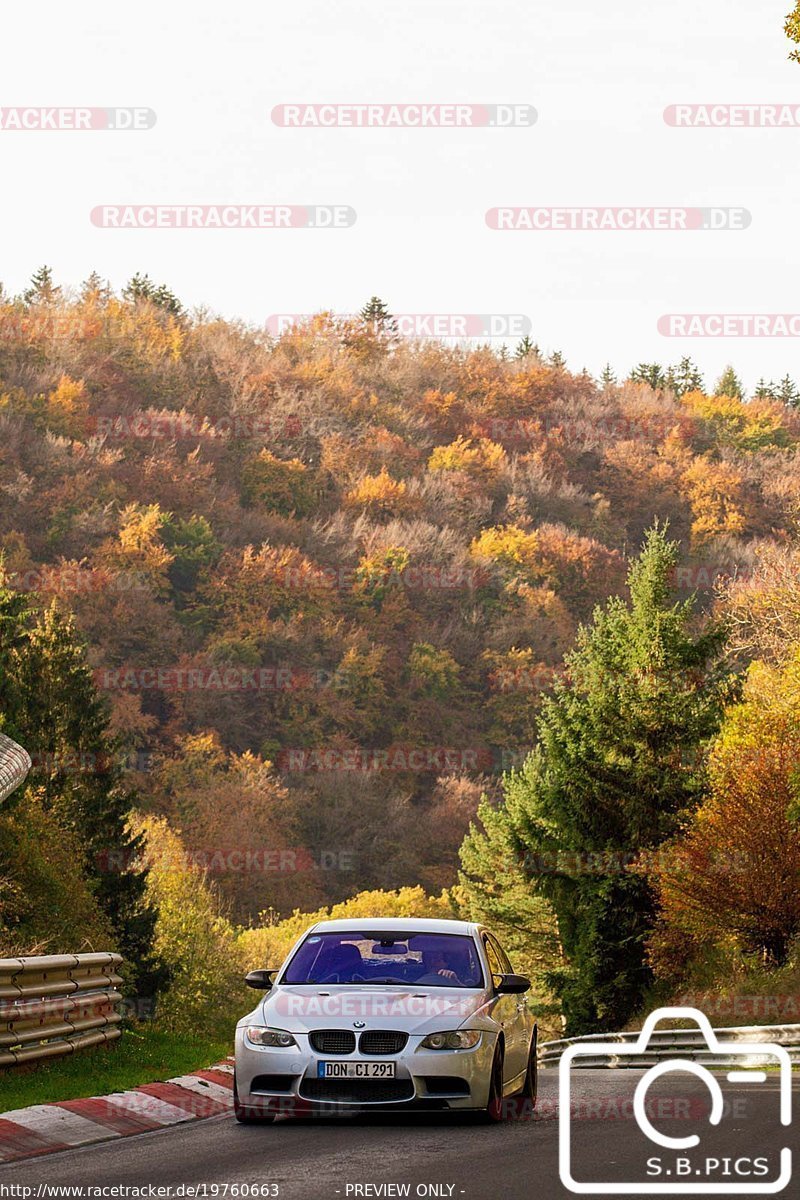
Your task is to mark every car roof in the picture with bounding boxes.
[307,917,481,936]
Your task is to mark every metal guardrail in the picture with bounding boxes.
[539,1023,800,1067]
[0,953,124,1067]
[0,733,31,805]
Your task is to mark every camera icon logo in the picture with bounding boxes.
[559,1006,792,1194]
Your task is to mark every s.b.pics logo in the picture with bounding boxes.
[559,1007,792,1194]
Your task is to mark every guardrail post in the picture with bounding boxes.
[539,1022,800,1067]
[0,953,124,1068]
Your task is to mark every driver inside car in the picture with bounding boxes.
[415,945,464,984]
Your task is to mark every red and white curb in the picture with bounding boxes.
[0,1059,234,1163]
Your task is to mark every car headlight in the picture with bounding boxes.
[419,1030,481,1050]
[245,1027,298,1048]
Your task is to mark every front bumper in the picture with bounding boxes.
[234,1027,497,1113]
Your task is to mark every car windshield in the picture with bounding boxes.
[282,931,485,988]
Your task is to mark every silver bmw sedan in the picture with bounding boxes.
[234,917,537,1122]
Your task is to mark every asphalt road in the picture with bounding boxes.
[1,1070,796,1200]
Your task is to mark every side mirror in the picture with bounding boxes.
[494,972,530,995]
[245,969,277,991]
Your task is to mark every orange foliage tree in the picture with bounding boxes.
[680,456,751,547]
[647,654,800,968]
[344,467,416,520]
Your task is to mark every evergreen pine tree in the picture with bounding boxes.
[600,363,616,387]
[714,365,744,399]
[359,296,397,335]
[777,374,800,407]
[629,363,666,390]
[6,601,165,997]
[515,335,537,360]
[22,265,61,305]
[665,356,704,398]
[0,574,30,745]
[459,760,563,1024]
[123,273,183,317]
[461,527,731,1034]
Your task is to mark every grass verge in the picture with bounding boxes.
[0,1027,232,1114]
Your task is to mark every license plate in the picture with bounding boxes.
[318,1060,396,1079]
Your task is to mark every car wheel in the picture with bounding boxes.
[482,1043,505,1122]
[233,1073,274,1125]
[517,1025,538,1115]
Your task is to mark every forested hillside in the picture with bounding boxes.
[1,274,799,1031]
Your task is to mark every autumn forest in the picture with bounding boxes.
[2,274,800,1035]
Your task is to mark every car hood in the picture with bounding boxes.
[260,984,491,1035]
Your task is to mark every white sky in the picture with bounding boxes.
[2,0,798,390]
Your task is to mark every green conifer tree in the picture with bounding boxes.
[5,600,165,996]
[629,363,666,390]
[777,374,800,407]
[460,528,731,1033]
[665,357,704,398]
[123,273,183,317]
[714,366,744,399]
[359,296,397,335]
[515,335,537,360]
[22,265,61,305]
